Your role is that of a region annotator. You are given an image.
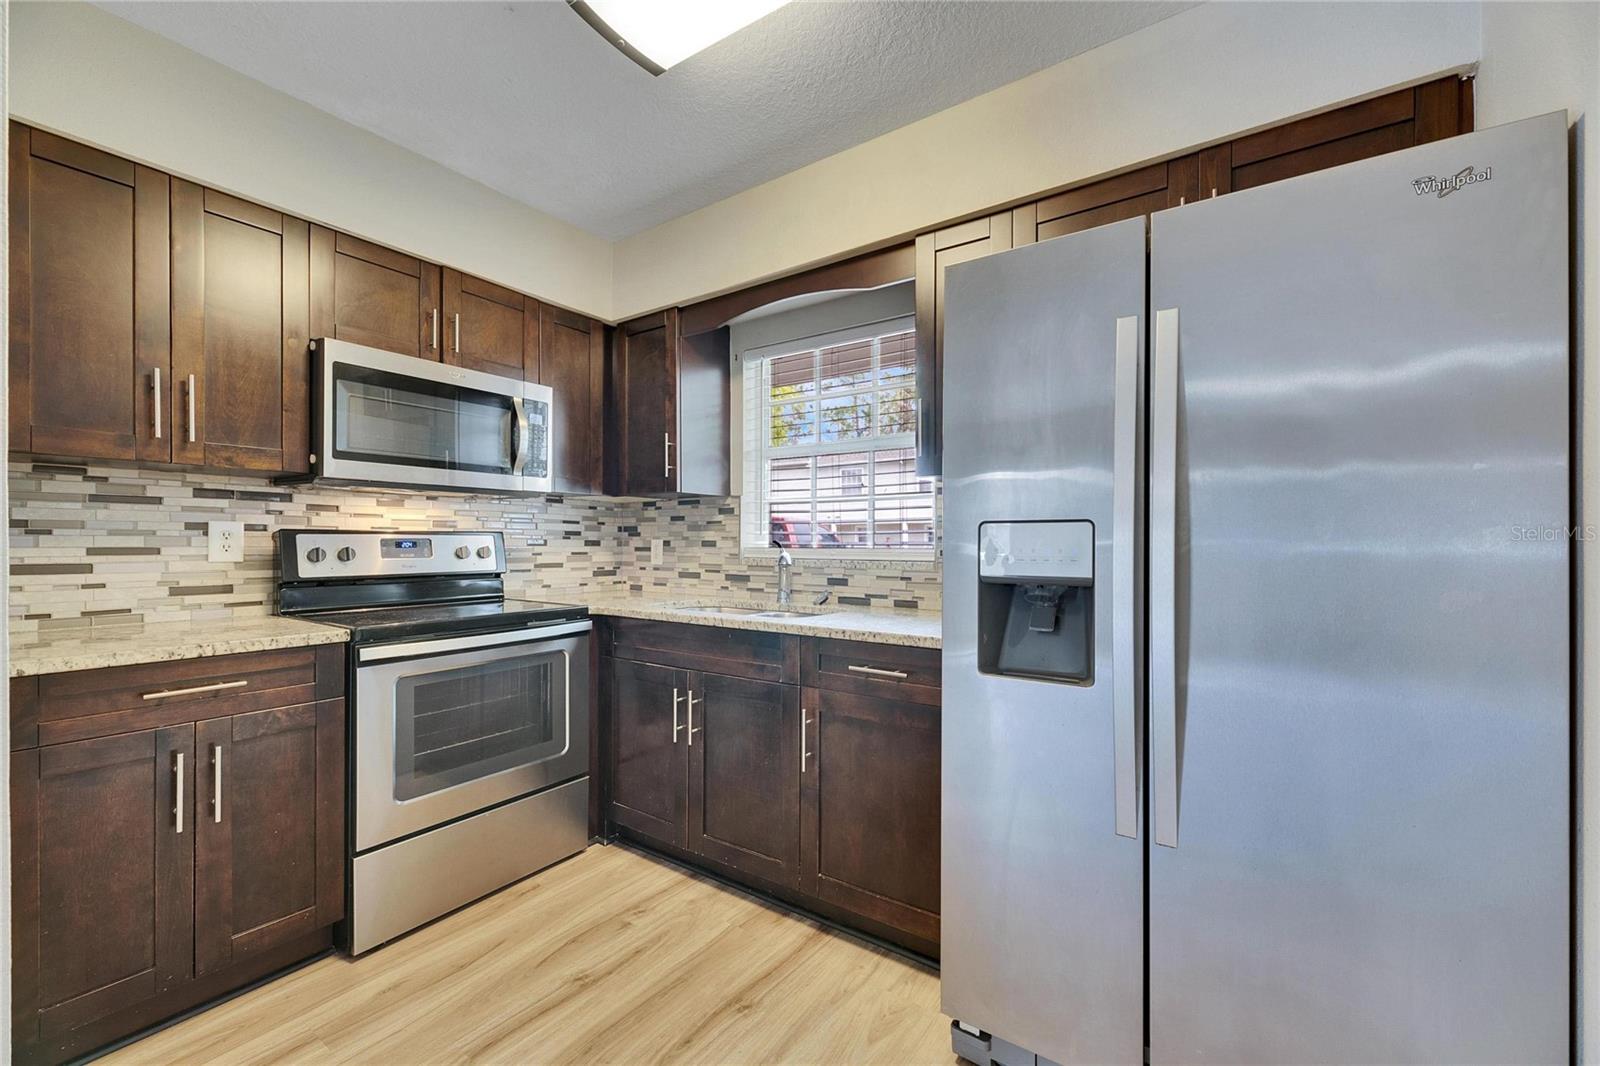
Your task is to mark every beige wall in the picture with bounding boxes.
[611,1,1482,318]
[7,1,615,319]
[1477,4,1600,1057]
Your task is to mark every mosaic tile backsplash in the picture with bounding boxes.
[8,463,941,633]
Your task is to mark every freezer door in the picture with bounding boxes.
[942,216,1147,1065]
[1148,113,1569,1064]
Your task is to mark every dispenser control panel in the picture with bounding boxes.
[978,521,1094,585]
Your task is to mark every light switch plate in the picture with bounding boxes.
[650,538,665,566]
[208,521,244,563]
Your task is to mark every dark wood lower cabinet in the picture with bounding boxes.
[688,672,799,884]
[801,686,940,946]
[608,658,687,846]
[193,700,344,975]
[9,648,345,1065]
[603,624,939,957]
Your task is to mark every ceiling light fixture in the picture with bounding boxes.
[568,0,789,76]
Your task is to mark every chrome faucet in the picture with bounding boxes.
[774,543,794,606]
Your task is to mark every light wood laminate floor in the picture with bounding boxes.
[104,843,956,1065]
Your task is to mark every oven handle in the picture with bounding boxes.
[357,620,592,663]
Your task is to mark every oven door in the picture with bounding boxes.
[316,338,552,494]
[353,621,590,852]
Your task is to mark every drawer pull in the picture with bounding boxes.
[141,679,248,701]
[846,664,908,680]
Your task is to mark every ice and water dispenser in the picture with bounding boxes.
[977,521,1095,683]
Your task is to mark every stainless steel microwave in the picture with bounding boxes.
[294,338,552,495]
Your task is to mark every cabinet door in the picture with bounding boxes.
[540,306,606,494]
[615,310,679,495]
[912,212,1011,476]
[801,686,939,946]
[1011,157,1195,248]
[11,727,194,1045]
[9,124,170,463]
[442,268,535,379]
[310,227,441,360]
[171,182,311,474]
[687,672,799,885]
[193,699,344,975]
[608,659,687,847]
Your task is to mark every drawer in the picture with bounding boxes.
[801,637,941,706]
[12,646,344,748]
[608,618,797,684]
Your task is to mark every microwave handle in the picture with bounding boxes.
[511,397,531,476]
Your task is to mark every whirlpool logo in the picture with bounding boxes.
[1412,165,1493,198]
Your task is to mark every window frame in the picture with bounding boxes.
[739,315,935,562]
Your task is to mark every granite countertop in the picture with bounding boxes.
[8,616,349,678]
[555,592,941,649]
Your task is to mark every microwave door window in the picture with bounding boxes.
[455,389,517,473]
[331,364,514,474]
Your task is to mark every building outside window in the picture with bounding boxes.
[740,316,936,559]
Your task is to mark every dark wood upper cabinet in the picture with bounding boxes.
[913,212,1012,477]
[10,727,194,1050]
[687,671,799,886]
[539,306,607,495]
[171,182,311,475]
[914,74,1472,476]
[309,227,442,361]
[613,309,730,497]
[441,268,536,379]
[193,699,344,976]
[607,658,687,848]
[800,684,940,948]
[9,124,170,463]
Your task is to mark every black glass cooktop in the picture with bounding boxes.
[298,598,587,644]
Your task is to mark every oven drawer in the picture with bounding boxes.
[800,637,941,707]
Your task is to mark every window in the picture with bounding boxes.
[741,317,935,557]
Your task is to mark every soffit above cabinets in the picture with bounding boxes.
[98,0,1194,239]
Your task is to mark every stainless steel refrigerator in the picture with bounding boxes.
[941,111,1570,1066]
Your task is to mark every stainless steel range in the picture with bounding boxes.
[275,529,590,954]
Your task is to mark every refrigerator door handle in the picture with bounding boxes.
[1112,314,1143,840]
[1151,306,1180,848]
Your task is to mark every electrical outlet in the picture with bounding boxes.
[207,521,244,563]
[650,538,665,566]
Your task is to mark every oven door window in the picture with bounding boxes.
[333,362,516,475]
[392,650,568,801]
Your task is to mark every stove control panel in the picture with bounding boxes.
[277,530,505,582]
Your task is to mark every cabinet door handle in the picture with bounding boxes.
[173,752,185,834]
[687,690,701,745]
[801,711,812,773]
[186,373,197,443]
[151,368,163,439]
[453,312,461,354]
[141,679,248,701]
[846,664,908,680]
[663,433,674,477]
[430,308,439,351]
[672,687,684,744]
[211,743,224,824]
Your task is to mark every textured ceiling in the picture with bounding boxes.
[101,1,1194,239]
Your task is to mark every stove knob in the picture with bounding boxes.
[337,547,356,563]
[476,545,493,559]
[305,547,326,564]
[455,546,472,559]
